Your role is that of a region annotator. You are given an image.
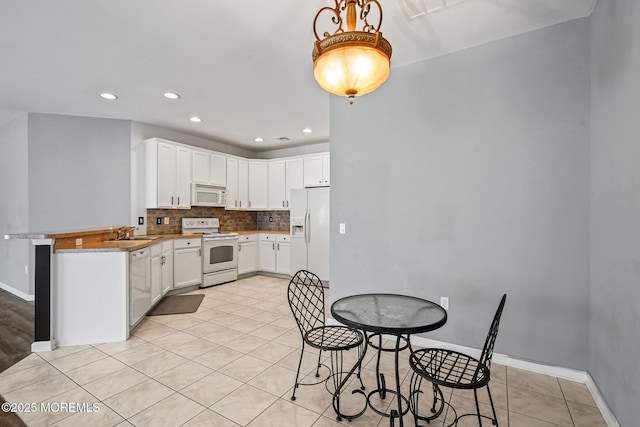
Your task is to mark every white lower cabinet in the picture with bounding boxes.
[151,240,175,304]
[275,235,290,275]
[161,241,173,295]
[173,238,202,288]
[258,234,290,275]
[238,234,258,275]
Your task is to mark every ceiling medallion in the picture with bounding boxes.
[313,0,392,104]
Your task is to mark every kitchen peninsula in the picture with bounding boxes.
[4,227,201,351]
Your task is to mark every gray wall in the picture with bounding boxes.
[0,115,30,295]
[330,19,591,369]
[28,114,131,231]
[589,0,640,425]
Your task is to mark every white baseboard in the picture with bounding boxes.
[0,280,34,301]
[31,340,56,353]
[327,318,620,426]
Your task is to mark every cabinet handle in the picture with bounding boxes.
[238,245,241,252]
[198,249,201,257]
[277,243,280,250]
[272,242,274,250]
[177,197,180,205]
[287,200,289,208]
[171,196,174,204]
[239,201,242,207]
[282,201,285,207]
[249,201,251,208]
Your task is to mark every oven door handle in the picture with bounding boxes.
[203,237,239,242]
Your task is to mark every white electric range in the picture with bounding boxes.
[182,218,239,287]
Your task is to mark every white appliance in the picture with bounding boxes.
[129,247,150,326]
[290,187,330,282]
[191,183,226,207]
[182,218,238,287]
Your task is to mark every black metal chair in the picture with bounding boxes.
[287,270,365,411]
[408,294,507,427]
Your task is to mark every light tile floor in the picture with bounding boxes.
[0,275,607,426]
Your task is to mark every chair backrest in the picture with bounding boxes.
[287,270,326,337]
[478,294,507,371]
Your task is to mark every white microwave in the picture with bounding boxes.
[191,183,226,207]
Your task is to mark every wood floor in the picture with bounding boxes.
[0,288,34,427]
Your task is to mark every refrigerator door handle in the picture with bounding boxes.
[304,210,310,244]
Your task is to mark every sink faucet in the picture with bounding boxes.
[117,226,136,240]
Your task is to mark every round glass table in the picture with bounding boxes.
[331,294,447,427]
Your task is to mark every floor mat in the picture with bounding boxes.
[147,294,205,315]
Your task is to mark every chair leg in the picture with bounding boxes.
[356,339,365,390]
[315,349,323,377]
[486,384,498,426]
[473,388,483,427]
[291,341,306,401]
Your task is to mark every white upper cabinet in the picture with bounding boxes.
[238,159,249,209]
[193,150,227,187]
[248,161,268,209]
[146,138,192,208]
[210,154,226,187]
[226,157,239,209]
[304,153,330,187]
[268,160,286,210]
[285,158,304,208]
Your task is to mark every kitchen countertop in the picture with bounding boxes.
[6,227,289,253]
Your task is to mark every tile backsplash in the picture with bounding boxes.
[257,211,290,231]
[146,208,290,234]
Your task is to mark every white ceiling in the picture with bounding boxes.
[0,0,596,151]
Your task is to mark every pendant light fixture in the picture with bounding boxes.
[312,0,392,104]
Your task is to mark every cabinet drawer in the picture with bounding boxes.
[276,235,290,243]
[173,238,201,249]
[239,234,257,242]
[259,234,276,241]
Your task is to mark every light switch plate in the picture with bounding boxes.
[339,223,346,234]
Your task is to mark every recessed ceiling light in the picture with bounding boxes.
[189,116,202,123]
[303,128,313,133]
[254,137,264,142]
[100,92,118,100]
[164,92,180,99]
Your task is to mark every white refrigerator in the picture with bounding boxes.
[290,187,330,282]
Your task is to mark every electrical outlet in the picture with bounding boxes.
[339,223,346,234]
[163,217,170,225]
[138,216,144,225]
[156,217,162,225]
[440,297,449,310]
[75,238,83,246]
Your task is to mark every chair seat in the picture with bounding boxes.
[410,348,490,389]
[305,325,363,351]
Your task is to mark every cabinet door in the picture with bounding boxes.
[249,161,268,209]
[175,146,192,208]
[161,251,173,295]
[226,157,239,209]
[151,255,162,304]
[156,142,175,207]
[285,158,304,209]
[210,154,227,187]
[238,159,249,209]
[276,241,290,275]
[238,241,257,275]
[174,247,202,288]
[192,150,210,184]
[322,154,330,186]
[304,155,324,187]
[268,160,286,210]
[258,240,276,272]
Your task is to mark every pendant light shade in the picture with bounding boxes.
[312,0,392,104]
